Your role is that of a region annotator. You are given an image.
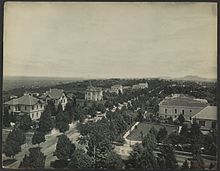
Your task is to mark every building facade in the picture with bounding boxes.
[192,106,217,131]
[4,94,45,120]
[110,84,123,94]
[85,86,103,101]
[40,89,67,111]
[159,94,208,121]
[132,82,148,89]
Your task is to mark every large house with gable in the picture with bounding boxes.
[85,85,103,101]
[192,106,217,131]
[40,88,68,110]
[159,94,209,122]
[4,94,45,120]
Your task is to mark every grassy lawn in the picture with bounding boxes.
[127,122,178,141]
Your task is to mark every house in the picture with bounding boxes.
[159,94,208,121]
[40,89,67,110]
[111,84,123,94]
[85,85,103,101]
[4,94,45,120]
[132,82,148,89]
[192,106,217,131]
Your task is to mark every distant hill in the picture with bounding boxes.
[3,76,85,91]
[174,75,216,82]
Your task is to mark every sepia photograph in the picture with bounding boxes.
[2,1,218,170]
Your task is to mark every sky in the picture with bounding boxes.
[3,2,217,79]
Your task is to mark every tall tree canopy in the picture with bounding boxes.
[38,105,53,134]
[54,134,76,161]
[19,147,46,169]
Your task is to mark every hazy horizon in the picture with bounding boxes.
[4,2,217,79]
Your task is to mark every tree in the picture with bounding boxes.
[3,128,25,158]
[68,149,94,169]
[54,134,75,161]
[19,147,46,168]
[56,103,63,115]
[190,143,204,169]
[32,131,45,145]
[3,140,21,158]
[38,105,53,134]
[7,128,26,146]
[156,127,168,143]
[78,119,113,168]
[17,114,32,131]
[149,126,158,137]
[160,145,178,169]
[127,144,143,168]
[104,100,114,110]
[96,103,106,113]
[179,123,190,144]
[136,109,145,122]
[128,143,158,169]
[103,151,124,169]
[157,156,166,169]
[55,110,70,133]
[65,101,74,123]
[178,114,185,125]
[142,132,157,149]
[166,132,181,145]
[181,159,189,169]
[140,146,158,170]
[3,107,10,127]
[47,100,56,116]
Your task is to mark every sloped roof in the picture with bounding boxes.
[192,106,217,120]
[86,86,102,92]
[4,94,44,106]
[159,94,208,107]
[40,89,64,99]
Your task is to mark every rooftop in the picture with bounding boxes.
[192,106,217,120]
[86,86,102,92]
[4,94,44,106]
[40,89,65,100]
[159,94,208,107]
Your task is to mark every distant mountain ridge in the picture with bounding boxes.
[174,75,216,82]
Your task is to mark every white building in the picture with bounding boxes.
[40,89,68,110]
[4,94,45,120]
[85,86,103,101]
[192,106,217,131]
[132,82,148,89]
[159,94,208,121]
[110,84,123,94]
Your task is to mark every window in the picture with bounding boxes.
[165,109,168,113]
[174,109,177,113]
[175,115,177,118]
[36,105,38,109]
[41,104,43,108]
[165,115,167,118]
[25,106,27,110]
[32,106,34,110]
[189,117,192,120]
[199,120,205,127]
[190,110,192,113]
[212,121,216,129]
[36,113,38,118]
[182,110,184,115]
[32,113,34,118]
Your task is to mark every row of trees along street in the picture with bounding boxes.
[2,78,217,168]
